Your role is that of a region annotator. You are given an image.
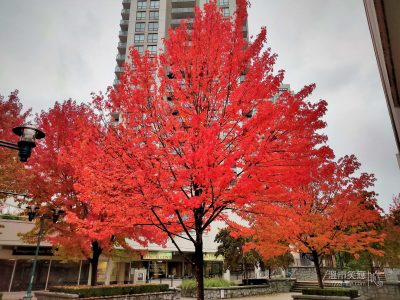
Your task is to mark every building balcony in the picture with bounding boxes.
[115,66,124,73]
[120,19,129,30]
[170,18,193,29]
[171,0,196,8]
[118,42,127,54]
[121,8,130,20]
[119,30,128,42]
[115,66,124,79]
[116,54,126,66]
[122,0,131,9]
[171,7,195,19]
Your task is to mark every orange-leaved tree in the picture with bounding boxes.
[378,193,400,267]
[26,100,163,285]
[245,155,384,288]
[75,1,332,298]
[0,90,31,199]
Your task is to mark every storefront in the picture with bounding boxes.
[0,246,90,292]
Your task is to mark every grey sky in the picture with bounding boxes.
[0,0,399,211]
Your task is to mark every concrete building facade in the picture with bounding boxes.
[114,0,247,85]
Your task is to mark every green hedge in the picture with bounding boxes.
[49,284,169,298]
[0,214,24,220]
[181,278,233,294]
[302,288,359,298]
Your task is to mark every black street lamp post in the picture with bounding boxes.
[23,207,64,300]
[0,125,45,162]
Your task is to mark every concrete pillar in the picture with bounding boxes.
[223,269,230,281]
[104,258,114,285]
[8,259,17,292]
[45,260,52,290]
[87,263,92,285]
[254,264,261,278]
[77,260,83,285]
[117,262,126,284]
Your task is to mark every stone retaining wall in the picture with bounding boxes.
[34,290,180,300]
[383,268,400,282]
[291,282,400,300]
[182,279,295,299]
[290,266,400,283]
[289,267,328,281]
[354,281,400,300]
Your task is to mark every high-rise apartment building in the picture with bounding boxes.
[114,0,248,85]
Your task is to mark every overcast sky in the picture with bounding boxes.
[0,0,399,211]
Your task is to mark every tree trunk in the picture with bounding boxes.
[194,206,204,300]
[311,250,323,289]
[90,241,102,286]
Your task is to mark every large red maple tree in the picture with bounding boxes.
[76,1,332,298]
[244,155,384,288]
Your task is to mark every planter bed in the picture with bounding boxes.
[35,290,180,300]
[35,284,180,300]
[182,279,295,299]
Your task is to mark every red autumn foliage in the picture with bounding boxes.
[25,100,161,285]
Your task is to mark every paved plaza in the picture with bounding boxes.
[2,291,298,300]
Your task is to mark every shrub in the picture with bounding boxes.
[302,288,359,298]
[0,214,24,220]
[49,284,169,298]
[181,278,233,294]
[0,292,3,300]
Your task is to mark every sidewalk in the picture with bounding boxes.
[182,293,298,300]
[3,291,298,300]
[2,292,34,300]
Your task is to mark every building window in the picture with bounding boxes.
[135,22,145,32]
[219,0,229,6]
[137,0,147,10]
[222,7,230,17]
[134,34,145,43]
[135,45,144,55]
[149,10,159,20]
[136,11,146,20]
[147,33,158,43]
[150,0,160,9]
[148,22,159,32]
[147,45,157,55]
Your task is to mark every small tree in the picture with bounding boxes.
[215,228,263,279]
[77,1,331,299]
[0,90,31,198]
[248,155,384,288]
[378,194,400,267]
